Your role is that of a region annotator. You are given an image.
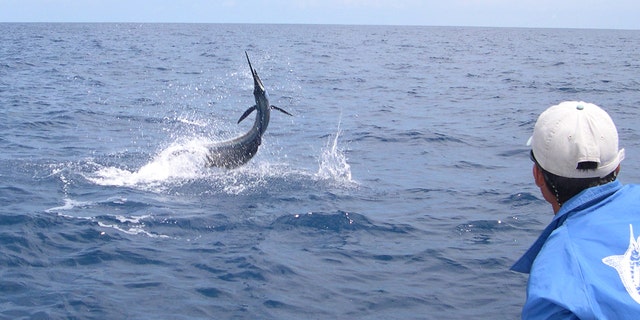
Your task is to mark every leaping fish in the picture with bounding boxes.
[205,52,292,169]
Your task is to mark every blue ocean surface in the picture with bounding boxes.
[1,23,640,319]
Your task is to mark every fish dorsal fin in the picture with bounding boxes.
[271,105,293,117]
[237,105,257,124]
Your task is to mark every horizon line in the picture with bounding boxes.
[1,21,637,31]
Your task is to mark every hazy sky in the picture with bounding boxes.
[1,0,638,30]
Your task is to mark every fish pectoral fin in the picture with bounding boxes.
[271,105,293,116]
[237,105,257,124]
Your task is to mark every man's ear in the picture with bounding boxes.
[533,164,546,188]
[532,163,563,214]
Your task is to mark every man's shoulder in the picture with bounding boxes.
[620,183,640,192]
[610,182,640,204]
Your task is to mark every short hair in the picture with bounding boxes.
[531,151,618,206]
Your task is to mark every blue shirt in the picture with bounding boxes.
[512,181,640,319]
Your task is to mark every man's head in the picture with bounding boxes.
[529,101,625,210]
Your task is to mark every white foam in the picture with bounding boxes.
[97,221,170,238]
[48,199,169,238]
[86,137,211,189]
[114,214,153,224]
[45,198,93,213]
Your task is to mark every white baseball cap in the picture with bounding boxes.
[528,101,625,178]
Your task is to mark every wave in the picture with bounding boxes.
[270,211,413,234]
[45,198,94,213]
[96,219,169,238]
[45,197,170,238]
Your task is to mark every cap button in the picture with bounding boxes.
[576,104,584,110]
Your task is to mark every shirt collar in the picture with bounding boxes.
[510,180,622,273]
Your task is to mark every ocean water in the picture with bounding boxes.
[1,23,640,319]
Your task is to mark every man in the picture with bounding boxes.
[511,101,640,319]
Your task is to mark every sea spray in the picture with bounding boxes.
[317,121,353,184]
[84,118,356,194]
[86,137,211,190]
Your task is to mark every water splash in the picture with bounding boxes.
[85,137,210,190]
[317,120,354,184]
[82,118,356,194]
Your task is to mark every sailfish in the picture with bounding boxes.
[205,52,292,169]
